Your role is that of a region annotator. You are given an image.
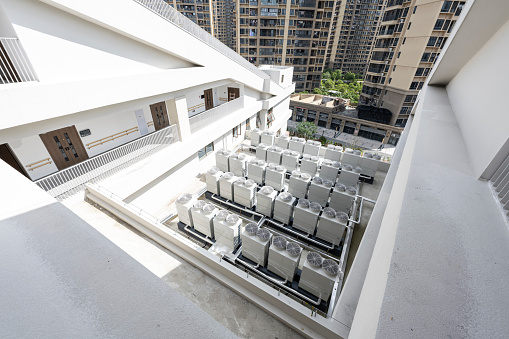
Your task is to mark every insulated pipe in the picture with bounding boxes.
[184,225,215,245]
[233,257,322,306]
[210,194,265,218]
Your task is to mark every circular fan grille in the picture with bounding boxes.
[332,161,341,168]
[257,160,266,166]
[303,154,311,160]
[244,179,255,187]
[323,207,336,218]
[336,211,349,224]
[322,159,332,166]
[313,177,323,184]
[260,186,274,194]
[193,200,206,209]
[307,252,323,267]
[235,177,246,184]
[249,158,258,164]
[343,164,353,171]
[268,146,277,151]
[177,193,193,203]
[230,154,238,160]
[276,165,285,172]
[345,148,353,154]
[208,166,220,174]
[298,199,310,208]
[268,163,277,169]
[323,179,333,188]
[217,149,224,155]
[346,187,357,195]
[327,144,335,149]
[226,214,240,225]
[256,228,271,241]
[298,138,306,142]
[335,183,346,192]
[364,152,373,158]
[300,173,311,180]
[202,204,216,213]
[279,192,293,202]
[335,146,342,151]
[322,259,340,276]
[215,210,229,221]
[286,242,302,257]
[353,150,361,155]
[309,202,322,212]
[313,141,321,146]
[354,166,362,174]
[272,236,287,250]
[291,151,300,156]
[245,223,258,235]
[310,156,319,162]
[275,147,282,152]
[238,154,246,160]
[291,170,301,178]
[223,150,231,156]
[306,140,314,144]
[283,150,292,155]
[373,154,382,160]
[223,172,234,179]
[252,128,260,133]
[258,143,267,148]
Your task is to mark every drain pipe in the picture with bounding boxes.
[232,256,322,306]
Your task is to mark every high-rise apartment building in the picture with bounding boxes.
[360,0,465,127]
[326,0,384,75]
[166,0,215,34]
[213,0,237,50]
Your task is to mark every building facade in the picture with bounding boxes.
[360,0,466,127]
[290,93,403,144]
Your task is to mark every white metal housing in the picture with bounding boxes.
[308,177,333,207]
[247,159,267,185]
[288,171,311,199]
[288,137,305,154]
[320,160,341,182]
[273,192,296,225]
[275,135,290,149]
[303,140,321,157]
[300,155,320,176]
[175,193,196,226]
[241,224,272,267]
[265,163,286,191]
[267,238,302,282]
[256,185,277,217]
[266,146,284,165]
[219,172,238,201]
[229,153,248,177]
[292,199,321,235]
[206,166,224,195]
[324,145,342,162]
[281,150,300,172]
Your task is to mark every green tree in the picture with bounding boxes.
[296,121,317,140]
[344,72,356,81]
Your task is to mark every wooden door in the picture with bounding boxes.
[149,101,170,131]
[227,87,240,101]
[39,126,89,171]
[204,89,214,110]
[0,143,29,178]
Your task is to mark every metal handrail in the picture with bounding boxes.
[0,37,38,84]
[35,124,179,200]
[133,0,273,81]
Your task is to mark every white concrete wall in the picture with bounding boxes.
[446,18,509,178]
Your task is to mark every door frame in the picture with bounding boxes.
[227,87,240,101]
[39,125,89,171]
[149,101,170,131]
[204,88,214,110]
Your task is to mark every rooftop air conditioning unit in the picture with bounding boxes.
[299,252,340,300]
[342,148,362,167]
[329,184,356,215]
[229,153,248,177]
[256,143,269,161]
[273,192,296,225]
[267,237,302,282]
[265,163,286,191]
[219,172,238,201]
[260,130,276,146]
[191,202,218,238]
[266,146,284,165]
[256,185,277,217]
[308,176,333,207]
[175,193,196,226]
[213,211,241,250]
[234,178,257,208]
[338,164,361,187]
[289,137,306,154]
[288,171,311,199]
[247,158,267,185]
[275,135,290,149]
[292,199,322,235]
[215,149,232,172]
[281,150,300,172]
[251,128,262,147]
[301,154,321,176]
[316,207,347,246]
[324,144,342,162]
[206,166,224,195]
[320,159,341,182]
[303,140,321,157]
[359,152,381,178]
[241,224,272,267]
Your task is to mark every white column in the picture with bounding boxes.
[166,96,190,141]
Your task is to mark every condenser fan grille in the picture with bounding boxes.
[279,192,293,202]
[256,228,271,241]
[226,214,240,224]
[208,166,220,174]
[245,223,258,235]
[286,242,301,257]
[177,193,193,203]
[322,259,340,276]
[309,202,321,212]
[272,236,287,250]
[193,200,206,209]
[323,207,336,218]
[215,210,229,220]
[260,186,274,194]
[298,199,310,208]
[223,172,234,179]
[335,184,346,192]
[307,252,323,267]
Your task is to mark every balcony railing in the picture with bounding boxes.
[189,97,244,133]
[35,125,179,200]
[0,38,37,84]
[133,0,271,81]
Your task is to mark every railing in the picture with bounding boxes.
[35,124,179,200]
[26,158,52,171]
[86,127,139,149]
[0,38,38,84]
[133,0,272,81]
[189,97,244,133]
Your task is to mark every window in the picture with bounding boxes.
[400,106,412,115]
[397,51,401,58]
[395,118,407,127]
[198,142,214,159]
[434,19,445,30]
[267,109,275,128]
[256,112,261,128]
[413,6,417,14]
[410,82,418,90]
[427,36,437,46]
[246,118,251,130]
[233,124,241,137]
[404,95,417,103]
[407,22,411,30]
